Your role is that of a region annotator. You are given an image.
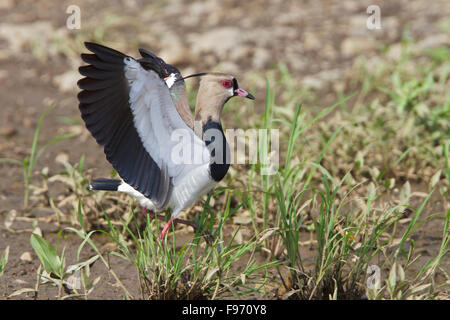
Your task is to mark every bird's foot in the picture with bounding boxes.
[140,207,214,245]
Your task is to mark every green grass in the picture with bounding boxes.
[72,191,276,299]
[0,246,9,278]
[5,28,449,300]
[0,103,77,211]
[26,230,102,299]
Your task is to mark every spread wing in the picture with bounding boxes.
[77,42,207,209]
[138,48,194,129]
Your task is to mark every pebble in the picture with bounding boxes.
[20,252,33,262]
[0,126,17,138]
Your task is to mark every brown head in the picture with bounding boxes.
[181,72,254,125]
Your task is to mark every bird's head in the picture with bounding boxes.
[183,72,254,102]
[180,72,254,124]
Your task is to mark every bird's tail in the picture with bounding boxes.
[88,178,121,191]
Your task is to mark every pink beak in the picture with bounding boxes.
[234,88,255,100]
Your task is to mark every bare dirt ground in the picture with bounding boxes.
[0,0,449,299]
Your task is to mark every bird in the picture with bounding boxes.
[77,42,254,240]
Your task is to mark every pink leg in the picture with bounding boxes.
[140,207,212,243]
[159,217,174,240]
[141,207,168,241]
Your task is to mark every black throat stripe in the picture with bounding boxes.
[203,119,230,182]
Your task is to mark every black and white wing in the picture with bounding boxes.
[77,42,207,209]
[138,48,194,129]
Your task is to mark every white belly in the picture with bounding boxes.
[168,163,217,217]
[117,163,216,218]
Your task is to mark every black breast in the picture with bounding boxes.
[203,120,230,182]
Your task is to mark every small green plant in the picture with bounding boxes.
[0,246,9,278]
[30,233,66,281]
[378,72,434,116]
[29,232,101,299]
[0,104,77,210]
[22,104,77,209]
[63,200,133,299]
[368,207,449,300]
[46,155,94,224]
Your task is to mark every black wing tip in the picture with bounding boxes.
[137,48,175,79]
[84,41,104,53]
[89,178,121,191]
[84,41,95,47]
[78,63,95,76]
[138,48,158,59]
[82,42,127,59]
[84,41,108,52]
[80,53,95,63]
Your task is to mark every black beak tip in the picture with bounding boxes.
[246,93,255,100]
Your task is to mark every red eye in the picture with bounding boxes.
[222,80,232,88]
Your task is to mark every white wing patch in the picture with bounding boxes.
[164,73,177,89]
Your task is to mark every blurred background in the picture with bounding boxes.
[0,0,448,176]
[1,0,448,201]
[0,0,449,299]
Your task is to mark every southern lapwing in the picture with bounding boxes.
[77,42,254,239]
